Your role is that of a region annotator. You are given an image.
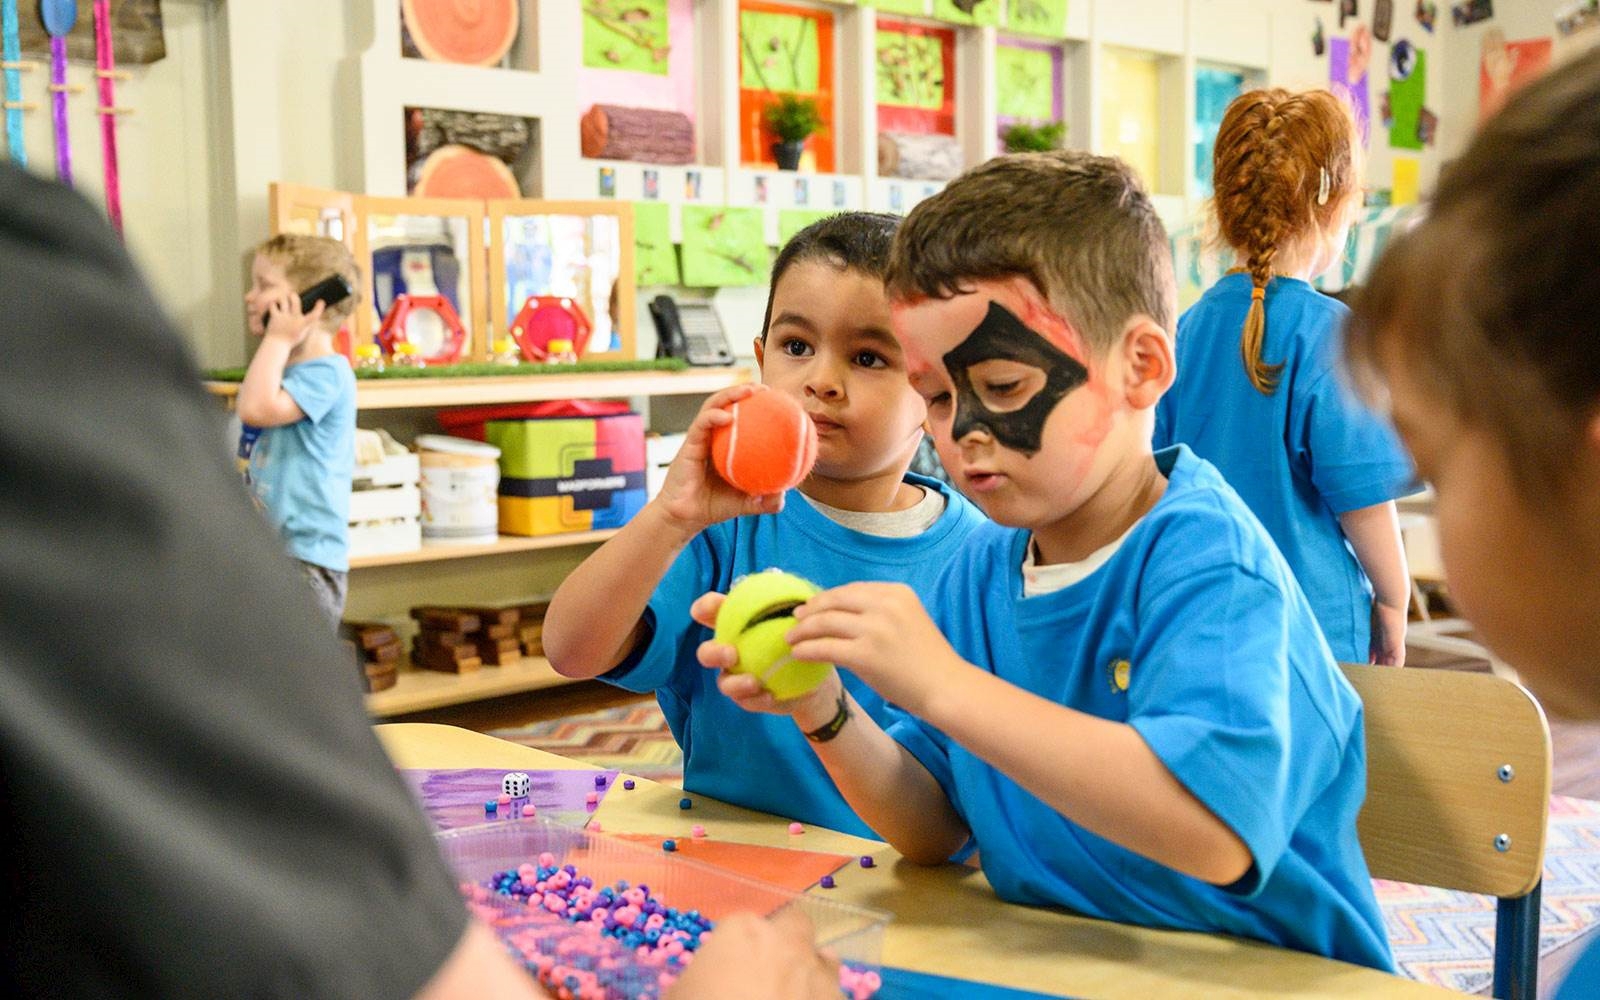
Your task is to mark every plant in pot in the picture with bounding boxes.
[764,93,824,171]
[1000,120,1068,154]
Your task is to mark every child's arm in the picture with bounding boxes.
[784,583,1253,885]
[236,295,326,428]
[690,593,970,864]
[1337,501,1409,666]
[543,385,783,680]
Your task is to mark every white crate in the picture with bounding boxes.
[348,518,421,560]
[349,484,421,523]
[353,452,420,489]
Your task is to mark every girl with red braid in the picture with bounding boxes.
[1155,88,1415,667]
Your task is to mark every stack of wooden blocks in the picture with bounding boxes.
[407,603,550,672]
[341,621,402,692]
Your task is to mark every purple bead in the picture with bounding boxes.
[678,797,693,810]
[819,875,836,889]
[594,774,607,788]
[622,779,635,790]
[860,855,875,869]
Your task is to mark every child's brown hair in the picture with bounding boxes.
[1212,88,1361,393]
[1347,47,1600,501]
[254,234,361,329]
[885,151,1174,354]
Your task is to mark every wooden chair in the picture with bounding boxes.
[1342,663,1553,1000]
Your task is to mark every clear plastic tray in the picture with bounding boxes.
[437,819,889,997]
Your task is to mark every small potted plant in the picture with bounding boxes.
[1000,120,1068,154]
[764,93,824,171]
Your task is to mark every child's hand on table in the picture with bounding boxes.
[652,384,784,540]
[665,909,840,1000]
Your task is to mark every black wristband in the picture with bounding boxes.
[804,691,851,743]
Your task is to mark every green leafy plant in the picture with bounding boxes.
[764,93,825,143]
[1001,120,1068,153]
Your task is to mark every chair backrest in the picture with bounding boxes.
[1342,663,1552,899]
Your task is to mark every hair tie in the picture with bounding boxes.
[1317,167,1331,206]
[1251,285,1266,301]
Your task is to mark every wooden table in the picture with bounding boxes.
[378,723,1463,999]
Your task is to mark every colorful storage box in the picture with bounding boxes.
[485,413,647,536]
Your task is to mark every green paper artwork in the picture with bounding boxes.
[740,10,821,93]
[995,45,1056,121]
[872,0,929,14]
[932,0,1001,26]
[633,202,680,287]
[1387,47,1427,151]
[877,28,947,109]
[583,0,671,76]
[681,206,771,287]
[777,209,834,247]
[1004,0,1070,37]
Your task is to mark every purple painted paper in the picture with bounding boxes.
[402,768,620,831]
[1329,37,1371,144]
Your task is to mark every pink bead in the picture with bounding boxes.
[497,793,512,805]
[539,852,557,867]
[864,971,882,990]
[690,824,706,838]
[585,791,599,804]
[645,913,665,930]
[788,822,805,835]
[589,821,602,832]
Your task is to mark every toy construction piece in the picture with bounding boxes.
[41,0,80,185]
[376,293,469,365]
[510,295,593,362]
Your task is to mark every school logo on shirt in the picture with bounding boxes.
[1108,658,1132,693]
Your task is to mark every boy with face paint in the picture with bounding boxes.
[693,153,1392,971]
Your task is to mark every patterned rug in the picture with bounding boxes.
[491,702,685,785]
[491,701,1600,992]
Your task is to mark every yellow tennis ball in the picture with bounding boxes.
[714,569,830,700]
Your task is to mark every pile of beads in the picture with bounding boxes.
[459,852,881,999]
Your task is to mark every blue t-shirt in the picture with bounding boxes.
[890,446,1394,971]
[243,354,356,572]
[1558,936,1600,998]
[604,474,985,839]
[1154,274,1414,663]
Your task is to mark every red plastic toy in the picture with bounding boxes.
[509,295,592,362]
[376,293,468,364]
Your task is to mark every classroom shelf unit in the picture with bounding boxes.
[211,366,750,717]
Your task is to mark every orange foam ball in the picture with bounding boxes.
[710,390,818,496]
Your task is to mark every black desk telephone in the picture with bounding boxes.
[650,295,735,366]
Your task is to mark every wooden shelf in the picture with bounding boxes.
[367,654,580,717]
[350,530,619,569]
[205,367,751,411]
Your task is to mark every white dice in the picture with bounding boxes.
[502,772,530,799]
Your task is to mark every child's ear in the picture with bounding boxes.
[752,336,765,368]
[1121,317,1175,410]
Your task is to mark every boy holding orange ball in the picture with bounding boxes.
[544,213,984,837]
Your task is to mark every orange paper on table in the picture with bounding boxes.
[612,834,853,894]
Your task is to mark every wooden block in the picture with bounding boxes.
[369,640,402,664]
[520,621,544,657]
[475,644,521,666]
[415,627,467,648]
[363,659,397,679]
[410,607,481,633]
[454,605,522,628]
[412,646,482,674]
[365,669,399,693]
[415,635,477,662]
[483,622,516,641]
[340,620,399,650]
[516,601,550,622]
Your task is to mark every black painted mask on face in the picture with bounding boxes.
[941,301,1089,456]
